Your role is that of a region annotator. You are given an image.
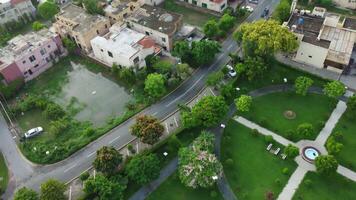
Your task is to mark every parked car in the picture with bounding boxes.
[241,5,254,12]
[261,8,269,18]
[226,65,237,77]
[24,127,43,138]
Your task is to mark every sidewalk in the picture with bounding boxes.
[277,167,308,200]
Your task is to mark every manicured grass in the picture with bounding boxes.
[146,172,224,200]
[162,0,218,27]
[293,172,356,200]
[329,108,356,170]
[240,92,337,141]
[221,120,297,200]
[0,152,9,193]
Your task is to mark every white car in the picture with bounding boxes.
[242,5,254,12]
[24,127,43,138]
[226,65,237,77]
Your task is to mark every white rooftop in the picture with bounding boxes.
[0,0,10,4]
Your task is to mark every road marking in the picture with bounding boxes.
[209,88,216,96]
[152,111,158,116]
[69,186,72,200]
[227,43,234,51]
[64,164,77,173]
[218,54,223,59]
[87,151,96,158]
[165,74,204,107]
[109,136,120,144]
[174,117,179,127]
[165,122,169,134]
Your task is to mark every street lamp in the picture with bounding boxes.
[235,87,240,91]
[212,176,218,180]
[163,152,168,157]
[220,124,226,128]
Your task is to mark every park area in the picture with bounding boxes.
[221,120,297,199]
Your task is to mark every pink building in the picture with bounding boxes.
[0,29,65,84]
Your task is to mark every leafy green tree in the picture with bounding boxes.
[294,76,314,96]
[283,144,299,159]
[218,13,235,32]
[172,41,191,64]
[153,60,173,74]
[32,21,45,31]
[49,118,69,136]
[326,136,343,155]
[220,83,235,100]
[192,131,215,152]
[203,19,219,38]
[126,153,160,185]
[144,73,166,98]
[176,63,192,80]
[234,20,299,57]
[84,174,125,200]
[40,179,66,200]
[38,1,59,20]
[235,56,266,81]
[93,146,123,175]
[83,0,104,15]
[323,81,346,98]
[206,71,224,87]
[235,95,252,112]
[131,115,164,145]
[315,155,338,176]
[347,95,356,111]
[145,54,159,73]
[62,38,77,54]
[272,0,291,22]
[296,123,314,138]
[182,96,228,128]
[43,103,65,120]
[14,187,39,200]
[191,40,221,66]
[118,68,136,85]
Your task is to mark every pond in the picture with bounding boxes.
[54,62,133,126]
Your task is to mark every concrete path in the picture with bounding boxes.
[233,116,295,146]
[277,167,308,200]
[315,101,347,145]
[337,165,356,182]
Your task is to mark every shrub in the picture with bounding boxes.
[49,118,69,136]
[210,190,218,198]
[282,167,289,175]
[225,158,234,167]
[167,134,182,153]
[83,128,95,137]
[127,144,136,154]
[283,144,299,159]
[264,135,274,144]
[251,129,260,137]
[79,171,90,182]
[296,123,314,138]
[304,179,312,187]
[275,178,281,185]
[43,103,65,120]
[334,131,343,141]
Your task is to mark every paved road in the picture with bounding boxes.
[0,0,280,198]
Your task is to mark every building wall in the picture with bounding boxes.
[332,0,356,10]
[0,62,23,83]
[179,0,227,12]
[294,41,329,69]
[0,0,36,26]
[105,1,140,24]
[141,0,165,6]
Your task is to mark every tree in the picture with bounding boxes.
[347,95,356,111]
[315,155,338,176]
[144,73,166,98]
[235,56,266,81]
[40,179,66,200]
[283,144,299,159]
[153,60,173,74]
[234,20,299,57]
[203,19,219,38]
[172,41,191,64]
[32,21,45,31]
[323,81,345,98]
[118,68,136,85]
[38,1,59,20]
[14,187,39,200]
[206,71,224,87]
[272,0,291,22]
[84,174,125,200]
[296,123,314,138]
[93,146,123,175]
[125,153,160,185]
[295,76,314,96]
[62,38,77,54]
[43,103,65,120]
[182,96,228,128]
[218,13,235,32]
[235,95,252,112]
[326,136,343,155]
[191,40,221,66]
[145,54,159,73]
[130,115,164,145]
[192,131,215,152]
[176,63,192,80]
[83,0,104,15]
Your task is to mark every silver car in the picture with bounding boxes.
[24,127,43,138]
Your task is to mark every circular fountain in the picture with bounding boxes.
[302,146,320,163]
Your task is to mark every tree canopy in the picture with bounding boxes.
[32,21,46,31]
[218,13,235,32]
[323,81,345,98]
[144,73,166,98]
[83,0,104,15]
[38,1,59,20]
[315,155,338,176]
[294,76,314,96]
[14,187,39,200]
[235,56,266,81]
[296,123,314,138]
[125,153,160,185]
[93,146,123,175]
[153,60,173,74]
[40,179,66,200]
[203,19,219,38]
[206,71,224,87]
[283,144,299,159]
[272,0,291,22]
[130,115,164,145]
[347,95,356,112]
[235,95,252,112]
[84,174,126,200]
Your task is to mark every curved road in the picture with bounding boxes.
[0,0,280,198]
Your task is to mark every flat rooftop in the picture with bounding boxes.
[344,17,356,30]
[57,4,108,33]
[127,4,182,35]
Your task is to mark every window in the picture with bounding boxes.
[34,64,39,68]
[202,3,207,8]
[162,37,166,42]
[40,48,46,55]
[96,30,100,34]
[105,24,108,28]
[145,31,150,35]
[100,49,104,52]
[46,57,50,62]
[133,56,139,64]
[192,0,197,5]
[220,3,225,10]
[108,51,113,58]
[28,69,33,75]
[308,55,312,58]
[24,71,28,75]
[22,60,26,64]
[47,45,51,48]
[29,55,36,62]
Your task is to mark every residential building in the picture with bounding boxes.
[179,0,227,13]
[140,0,164,6]
[104,0,141,24]
[53,4,111,53]
[125,5,183,51]
[287,8,356,73]
[91,24,160,68]
[0,0,35,26]
[332,0,356,10]
[0,29,65,83]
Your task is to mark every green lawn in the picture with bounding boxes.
[17,109,52,140]
[240,92,336,141]
[293,172,356,200]
[162,0,218,27]
[221,120,298,200]
[147,172,224,200]
[0,152,9,193]
[329,108,356,171]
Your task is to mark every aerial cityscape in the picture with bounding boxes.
[0,0,355,199]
